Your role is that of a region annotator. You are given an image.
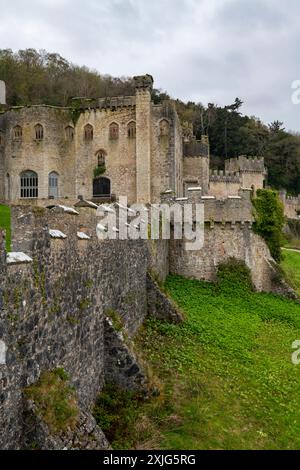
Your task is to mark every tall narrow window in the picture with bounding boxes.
[109,122,119,140]
[49,171,59,198]
[84,124,93,141]
[96,149,106,167]
[159,119,170,137]
[20,170,38,198]
[35,124,44,140]
[0,131,3,146]
[127,121,136,139]
[65,126,74,141]
[13,125,22,141]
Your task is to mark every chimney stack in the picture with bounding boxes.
[0,81,6,105]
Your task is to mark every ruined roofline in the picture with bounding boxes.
[0,104,72,114]
[226,155,264,162]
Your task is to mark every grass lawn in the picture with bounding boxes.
[97,270,300,450]
[281,249,300,297]
[0,204,11,251]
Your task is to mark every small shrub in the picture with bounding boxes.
[93,165,106,178]
[217,258,253,292]
[93,383,144,449]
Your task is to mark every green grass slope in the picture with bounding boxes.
[281,249,300,297]
[0,204,11,251]
[97,268,300,450]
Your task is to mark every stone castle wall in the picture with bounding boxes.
[0,195,293,448]
[279,191,300,220]
[0,106,75,201]
[208,170,241,198]
[75,105,137,203]
[169,222,275,292]
[0,91,183,205]
[0,206,151,449]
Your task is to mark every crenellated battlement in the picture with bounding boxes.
[209,170,241,183]
[225,155,266,173]
[183,139,209,158]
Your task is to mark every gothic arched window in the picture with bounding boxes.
[159,119,170,137]
[49,171,59,198]
[84,124,93,141]
[127,121,136,139]
[65,125,74,141]
[109,122,119,140]
[96,149,106,167]
[20,170,38,198]
[35,124,44,140]
[13,125,22,141]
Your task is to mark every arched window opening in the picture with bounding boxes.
[109,122,119,140]
[13,125,22,141]
[49,171,59,198]
[96,149,106,167]
[159,119,170,137]
[84,124,93,141]
[127,121,136,139]
[65,126,74,141]
[20,170,38,198]
[93,177,111,197]
[35,124,44,140]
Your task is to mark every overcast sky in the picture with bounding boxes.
[0,0,299,130]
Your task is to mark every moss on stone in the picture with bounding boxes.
[25,368,79,434]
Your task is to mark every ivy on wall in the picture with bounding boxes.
[93,165,106,178]
[252,189,285,262]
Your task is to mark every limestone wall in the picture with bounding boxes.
[0,106,75,201]
[169,222,273,291]
[75,105,137,203]
[279,191,300,220]
[183,156,209,195]
[209,171,241,198]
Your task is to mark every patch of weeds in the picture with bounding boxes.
[105,309,124,332]
[93,383,145,449]
[25,368,78,434]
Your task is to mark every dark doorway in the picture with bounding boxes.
[93,177,111,197]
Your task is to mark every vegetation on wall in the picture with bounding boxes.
[252,189,285,262]
[25,368,78,434]
[93,165,106,178]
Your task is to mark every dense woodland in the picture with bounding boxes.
[1,48,300,194]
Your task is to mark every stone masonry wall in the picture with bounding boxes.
[0,106,75,201]
[0,207,150,449]
[169,222,274,291]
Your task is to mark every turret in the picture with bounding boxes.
[134,74,153,203]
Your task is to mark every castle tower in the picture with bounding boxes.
[0,81,6,105]
[134,74,153,203]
